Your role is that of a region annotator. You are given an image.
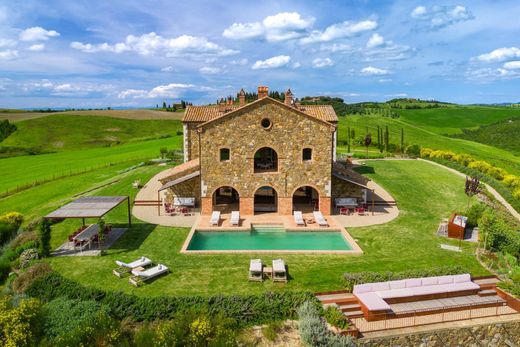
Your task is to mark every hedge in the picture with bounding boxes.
[26,272,317,327]
[342,266,465,292]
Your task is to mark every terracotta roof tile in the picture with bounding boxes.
[183,100,337,123]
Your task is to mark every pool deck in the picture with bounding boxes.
[180,212,363,254]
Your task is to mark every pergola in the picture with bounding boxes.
[44,196,131,226]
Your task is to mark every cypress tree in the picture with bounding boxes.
[385,126,389,152]
[347,126,351,153]
[401,128,404,153]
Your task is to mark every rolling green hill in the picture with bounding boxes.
[0,115,182,153]
[451,117,520,155]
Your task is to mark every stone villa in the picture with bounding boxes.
[158,86,370,216]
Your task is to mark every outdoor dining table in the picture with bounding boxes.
[72,223,99,251]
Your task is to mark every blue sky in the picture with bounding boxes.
[0,0,519,108]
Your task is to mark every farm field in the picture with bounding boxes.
[46,160,486,296]
[1,114,183,152]
[338,106,520,175]
[0,108,184,122]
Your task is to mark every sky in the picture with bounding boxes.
[0,0,519,108]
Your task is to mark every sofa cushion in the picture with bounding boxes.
[371,282,390,291]
[375,288,414,299]
[353,284,372,294]
[410,281,479,296]
[405,278,422,288]
[438,275,454,285]
[355,293,390,311]
[453,274,471,283]
[421,277,438,286]
[389,280,406,290]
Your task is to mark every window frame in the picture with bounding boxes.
[219,148,230,162]
[302,147,313,162]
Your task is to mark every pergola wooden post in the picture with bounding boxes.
[372,189,375,216]
[127,196,132,226]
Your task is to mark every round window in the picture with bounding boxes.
[261,118,272,129]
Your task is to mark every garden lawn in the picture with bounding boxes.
[47,159,488,296]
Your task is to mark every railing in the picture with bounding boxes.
[352,304,516,333]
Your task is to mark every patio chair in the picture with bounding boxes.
[293,211,305,226]
[129,264,169,287]
[210,211,221,226]
[357,207,366,216]
[313,211,329,227]
[340,207,349,215]
[113,256,152,277]
[231,211,240,226]
[272,259,287,283]
[249,259,263,282]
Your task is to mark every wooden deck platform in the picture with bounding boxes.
[390,294,505,314]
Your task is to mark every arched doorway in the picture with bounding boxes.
[292,186,319,213]
[254,186,278,213]
[212,186,239,214]
[254,147,278,173]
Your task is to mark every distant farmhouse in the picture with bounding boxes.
[159,86,369,216]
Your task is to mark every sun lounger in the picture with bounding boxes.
[249,259,263,282]
[129,264,169,287]
[210,211,221,226]
[313,211,329,227]
[272,259,287,283]
[294,211,305,226]
[113,256,152,277]
[231,211,240,226]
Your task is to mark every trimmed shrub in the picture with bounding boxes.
[324,306,349,330]
[503,175,520,188]
[297,301,354,347]
[513,188,520,200]
[0,212,23,231]
[404,144,420,157]
[37,219,51,257]
[26,272,317,328]
[342,265,464,292]
[0,256,10,284]
[12,263,52,294]
[419,147,433,158]
[453,153,474,166]
[465,203,487,228]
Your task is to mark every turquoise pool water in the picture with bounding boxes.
[187,226,352,251]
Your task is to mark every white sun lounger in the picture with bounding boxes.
[129,264,169,287]
[249,259,263,282]
[231,211,240,226]
[272,259,287,283]
[294,211,305,226]
[313,211,329,227]
[210,211,221,226]
[113,256,152,277]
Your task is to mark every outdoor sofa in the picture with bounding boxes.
[129,264,169,287]
[113,256,152,277]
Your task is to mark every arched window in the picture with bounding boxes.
[302,148,312,161]
[254,147,278,173]
[220,148,230,161]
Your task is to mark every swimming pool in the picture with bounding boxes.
[186,225,353,251]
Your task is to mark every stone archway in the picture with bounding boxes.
[254,186,278,214]
[292,186,319,213]
[254,147,278,173]
[212,186,239,214]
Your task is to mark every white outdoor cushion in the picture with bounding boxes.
[453,274,471,283]
[405,279,422,288]
[371,282,390,291]
[388,280,406,290]
[375,288,414,299]
[353,284,372,294]
[356,293,391,311]
[273,259,285,273]
[422,277,439,286]
[250,259,262,272]
[438,275,454,285]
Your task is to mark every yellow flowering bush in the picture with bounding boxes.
[190,316,212,345]
[153,320,177,347]
[0,295,41,347]
[504,175,520,188]
[0,212,24,230]
[513,188,520,200]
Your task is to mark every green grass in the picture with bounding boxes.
[0,136,181,195]
[44,160,487,296]
[339,106,520,175]
[0,115,182,152]
[451,117,520,155]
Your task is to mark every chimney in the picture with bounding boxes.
[238,88,246,106]
[258,85,268,99]
[284,88,293,106]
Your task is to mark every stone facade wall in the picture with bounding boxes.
[357,320,520,347]
[164,177,201,206]
[331,176,365,202]
[186,122,201,161]
[198,100,335,215]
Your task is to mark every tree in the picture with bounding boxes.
[350,129,355,140]
[347,126,351,153]
[364,134,372,159]
[160,147,168,159]
[384,126,389,152]
[97,218,106,250]
[401,128,404,154]
[162,101,167,109]
[38,219,52,257]
[465,176,482,209]
[181,100,186,109]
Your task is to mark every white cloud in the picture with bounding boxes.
[379,78,392,83]
[292,62,301,69]
[223,12,314,42]
[0,38,16,48]
[28,43,45,51]
[312,57,334,68]
[504,61,520,70]
[223,22,264,39]
[386,93,408,97]
[229,58,248,65]
[361,66,390,75]
[21,80,115,96]
[477,47,520,62]
[118,83,211,99]
[366,33,384,48]
[251,55,291,69]
[199,66,221,74]
[71,33,237,57]
[19,27,60,41]
[300,19,377,44]
[410,5,474,30]
[320,43,353,53]
[466,67,520,81]
[364,42,412,61]
[161,66,174,72]
[0,49,18,59]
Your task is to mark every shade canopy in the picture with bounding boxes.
[159,171,200,191]
[332,172,370,189]
[45,196,129,219]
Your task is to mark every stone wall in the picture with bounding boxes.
[331,176,365,202]
[164,177,200,206]
[198,99,335,215]
[357,320,520,346]
[186,122,201,161]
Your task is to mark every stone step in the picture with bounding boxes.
[343,310,364,318]
[478,289,497,297]
[339,303,362,312]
